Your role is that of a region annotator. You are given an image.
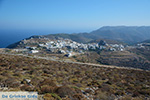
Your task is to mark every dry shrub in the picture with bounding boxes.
[41,85,57,94]
[95,90,115,100]
[55,86,75,98]
[62,96,71,100]
[43,93,55,100]
[73,93,85,100]
[40,79,57,87]
[119,95,144,100]
[20,84,32,91]
[119,95,132,100]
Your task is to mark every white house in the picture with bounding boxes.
[30,50,39,53]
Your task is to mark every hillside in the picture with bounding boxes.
[43,33,93,43]
[0,54,150,100]
[141,39,150,43]
[90,26,150,44]
[89,38,125,44]
[72,50,150,70]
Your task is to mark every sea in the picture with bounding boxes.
[0,30,53,48]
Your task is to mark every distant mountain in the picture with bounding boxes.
[89,38,125,45]
[141,39,150,43]
[90,26,150,44]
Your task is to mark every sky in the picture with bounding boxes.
[0,0,150,33]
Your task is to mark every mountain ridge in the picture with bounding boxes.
[90,26,150,44]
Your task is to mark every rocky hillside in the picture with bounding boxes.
[72,50,150,70]
[0,54,150,100]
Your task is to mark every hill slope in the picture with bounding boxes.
[141,39,150,43]
[90,26,150,44]
[0,53,150,99]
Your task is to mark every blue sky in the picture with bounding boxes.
[0,0,150,33]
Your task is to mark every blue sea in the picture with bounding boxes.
[0,30,54,48]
